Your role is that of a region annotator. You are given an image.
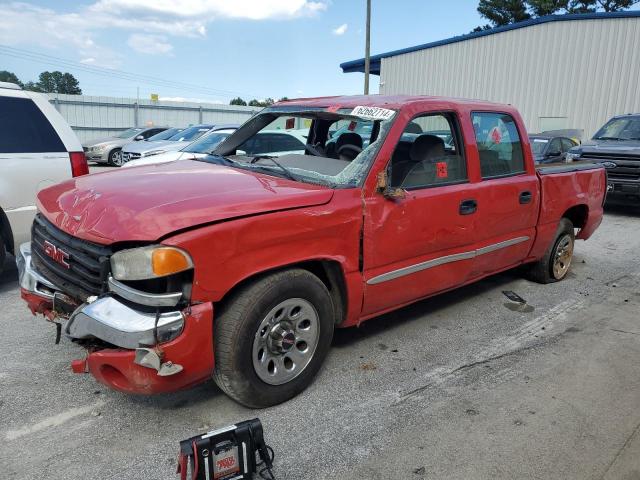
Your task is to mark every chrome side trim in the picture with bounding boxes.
[367,251,476,285]
[476,236,531,255]
[367,236,530,285]
[108,276,183,307]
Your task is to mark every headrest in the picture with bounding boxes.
[409,134,445,163]
[336,132,363,150]
[405,122,423,134]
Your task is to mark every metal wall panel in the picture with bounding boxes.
[48,94,260,142]
[380,17,640,137]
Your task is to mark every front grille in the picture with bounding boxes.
[608,171,640,181]
[31,215,112,301]
[581,152,640,162]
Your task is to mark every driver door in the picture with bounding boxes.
[361,111,478,316]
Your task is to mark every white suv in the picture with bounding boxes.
[0,81,88,274]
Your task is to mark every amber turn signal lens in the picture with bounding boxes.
[151,248,192,277]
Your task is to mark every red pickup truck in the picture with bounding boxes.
[18,95,606,407]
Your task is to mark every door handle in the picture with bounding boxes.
[519,191,533,204]
[459,199,477,215]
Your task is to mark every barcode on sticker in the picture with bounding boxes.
[351,106,395,121]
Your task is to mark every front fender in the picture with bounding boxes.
[163,188,364,306]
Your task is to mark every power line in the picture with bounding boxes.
[0,44,262,99]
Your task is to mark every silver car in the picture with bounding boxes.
[121,124,238,165]
[82,126,169,166]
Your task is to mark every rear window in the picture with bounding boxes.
[0,96,65,153]
[472,112,525,179]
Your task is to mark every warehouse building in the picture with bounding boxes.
[341,11,640,137]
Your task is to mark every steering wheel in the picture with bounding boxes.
[304,143,325,157]
[337,144,363,157]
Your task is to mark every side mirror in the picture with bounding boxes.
[376,170,406,200]
[134,135,144,141]
[236,149,247,156]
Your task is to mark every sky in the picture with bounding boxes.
[0,0,488,104]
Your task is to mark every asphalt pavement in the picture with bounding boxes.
[1,200,639,480]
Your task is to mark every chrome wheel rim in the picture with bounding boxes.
[112,150,123,166]
[252,298,320,386]
[552,234,574,279]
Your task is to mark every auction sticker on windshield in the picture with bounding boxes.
[351,106,395,121]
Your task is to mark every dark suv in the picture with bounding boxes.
[567,114,640,204]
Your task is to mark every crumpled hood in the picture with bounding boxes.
[37,160,334,244]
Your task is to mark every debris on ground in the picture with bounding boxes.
[360,362,377,371]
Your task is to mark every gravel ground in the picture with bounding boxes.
[1,198,639,480]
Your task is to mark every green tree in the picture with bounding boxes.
[476,0,637,28]
[247,98,275,107]
[33,71,82,94]
[23,81,43,92]
[477,0,531,26]
[0,70,23,87]
[230,97,247,106]
[596,0,638,10]
[527,0,597,14]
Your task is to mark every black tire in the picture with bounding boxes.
[108,148,123,166]
[526,218,575,284]
[213,269,335,408]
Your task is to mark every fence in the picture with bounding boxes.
[47,94,261,143]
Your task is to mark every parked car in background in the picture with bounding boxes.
[0,81,88,274]
[567,114,640,204]
[123,129,237,168]
[121,124,238,165]
[529,134,578,164]
[83,126,169,166]
[123,129,308,168]
[19,95,605,407]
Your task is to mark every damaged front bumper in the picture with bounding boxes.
[18,242,215,394]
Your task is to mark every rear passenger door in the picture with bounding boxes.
[469,112,539,277]
[0,93,70,247]
[362,112,478,316]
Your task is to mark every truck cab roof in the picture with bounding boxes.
[276,94,512,112]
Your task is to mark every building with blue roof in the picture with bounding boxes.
[341,11,640,136]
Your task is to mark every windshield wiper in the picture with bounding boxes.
[595,136,622,140]
[250,155,301,182]
[203,153,240,166]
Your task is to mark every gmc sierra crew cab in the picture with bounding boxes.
[18,95,606,407]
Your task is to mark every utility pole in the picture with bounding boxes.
[364,0,371,95]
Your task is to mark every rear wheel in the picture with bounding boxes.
[527,218,575,284]
[108,148,123,166]
[213,269,334,408]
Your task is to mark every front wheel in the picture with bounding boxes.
[526,218,575,284]
[108,148,123,166]
[213,269,335,408]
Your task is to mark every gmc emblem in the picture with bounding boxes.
[43,240,70,269]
